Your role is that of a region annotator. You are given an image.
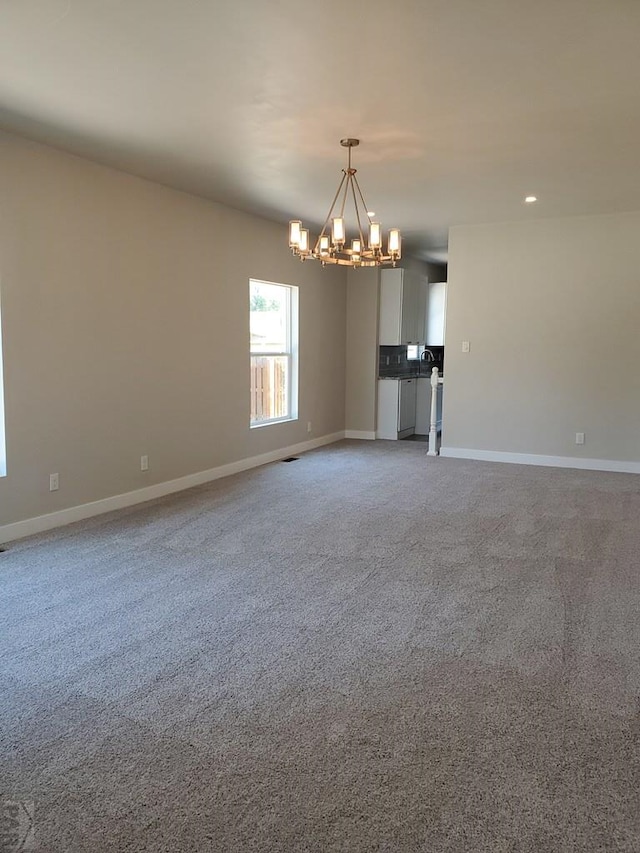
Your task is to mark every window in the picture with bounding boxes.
[0,293,5,476]
[250,279,298,427]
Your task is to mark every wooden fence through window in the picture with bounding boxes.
[250,356,287,422]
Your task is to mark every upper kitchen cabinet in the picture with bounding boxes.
[426,281,447,346]
[379,268,426,345]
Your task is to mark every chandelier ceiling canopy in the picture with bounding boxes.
[288,139,401,268]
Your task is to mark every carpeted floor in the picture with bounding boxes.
[2,439,640,851]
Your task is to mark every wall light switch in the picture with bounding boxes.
[575,432,585,445]
[49,473,59,491]
[462,340,470,353]
[141,455,149,471]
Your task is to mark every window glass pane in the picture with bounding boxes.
[250,282,288,354]
[249,279,297,428]
[250,356,289,424]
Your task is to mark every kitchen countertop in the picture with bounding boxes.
[379,372,444,381]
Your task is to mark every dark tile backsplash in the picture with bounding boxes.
[378,345,445,378]
[423,345,445,374]
[379,345,406,376]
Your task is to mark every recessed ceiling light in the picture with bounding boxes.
[524,196,537,203]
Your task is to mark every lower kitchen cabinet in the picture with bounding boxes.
[415,378,431,435]
[415,377,443,435]
[399,379,417,433]
[377,378,416,440]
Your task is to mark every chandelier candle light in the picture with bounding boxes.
[288,139,401,268]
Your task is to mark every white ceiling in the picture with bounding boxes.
[2,0,640,261]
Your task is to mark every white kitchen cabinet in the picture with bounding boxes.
[426,281,447,346]
[415,378,431,435]
[436,384,443,431]
[416,279,429,345]
[401,276,419,344]
[379,268,425,345]
[399,378,417,433]
[376,378,417,439]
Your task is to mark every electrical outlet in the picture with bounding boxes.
[49,473,59,491]
[575,432,585,445]
[140,455,149,471]
[462,340,470,353]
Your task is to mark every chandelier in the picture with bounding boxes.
[288,138,401,268]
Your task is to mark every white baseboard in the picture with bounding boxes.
[345,430,376,440]
[439,446,640,475]
[0,431,345,545]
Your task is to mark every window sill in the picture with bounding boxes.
[250,416,297,429]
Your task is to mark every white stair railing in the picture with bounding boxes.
[427,366,440,457]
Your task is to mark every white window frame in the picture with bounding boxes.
[249,279,298,428]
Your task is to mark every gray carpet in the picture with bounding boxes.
[2,440,640,852]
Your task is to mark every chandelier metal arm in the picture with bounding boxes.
[338,170,350,221]
[349,177,367,249]
[314,169,348,250]
[352,173,374,227]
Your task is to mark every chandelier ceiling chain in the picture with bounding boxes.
[288,139,401,268]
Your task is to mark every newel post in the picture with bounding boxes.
[427,366,439,457]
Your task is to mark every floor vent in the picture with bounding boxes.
[281,457,299,463]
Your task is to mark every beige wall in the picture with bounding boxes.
[345,267,379,435]
[443,213,640,462]
[402,256,446,284]
[0,131,347,527]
